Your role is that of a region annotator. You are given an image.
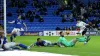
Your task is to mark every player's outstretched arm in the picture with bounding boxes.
[8,21,15,24]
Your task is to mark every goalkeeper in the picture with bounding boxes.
[57,32,90,47]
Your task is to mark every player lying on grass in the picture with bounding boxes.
[57,31,78,47]
[8,15,27,42]
[57,32,90,47]
[0,32,30,50]
[30,38,57,47]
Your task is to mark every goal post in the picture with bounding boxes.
[4,0,6,37]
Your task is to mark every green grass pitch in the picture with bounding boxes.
[7,36,100,56]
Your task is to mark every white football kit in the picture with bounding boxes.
[4,42,17,50]
[12,28,24,36]
[0,37,17,50]
[76,21,88,34]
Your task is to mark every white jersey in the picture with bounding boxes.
[76,21,88,33]
[76,21,88,30]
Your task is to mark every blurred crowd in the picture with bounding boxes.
[55,0,100,30]
[0,9,3,20]
[0,0,4,28]
[7,0,57,22]
[6,0,100,30]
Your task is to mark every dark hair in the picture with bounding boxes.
[59,31,63,35]
[37,38,41,41]
[59,31,64,37]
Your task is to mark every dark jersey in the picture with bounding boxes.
[35,40,46,46]
[14,19,24,29]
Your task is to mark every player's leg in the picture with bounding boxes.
[85,35,91,42]
[17,43,30,49]
[0,44,4,51]
[16,28,21,36]
[57,42,65,47]
[76,36,86,42]
[66,38,78,47]
[78,36,90,42]
[76,36,90,44]
[82,28,88,44]
[29,42,35,48]
[71,39,78,46]
[10,28,21,42]
[77,28,90,44]
[10,28,17,42]
[57,37,68,47]
[81,29,91,42]
[57,39,68,47]
[76,28,82,34]
[18,28,24,36]
[67,36,90,47]
[4,42,16,50]
[4,42,29,50]
[52,42,58,45]
[82,28,87,36]
[4,42,21,50]
[44,40,54,47]
[78,29,84,35]
[77,27,85,36]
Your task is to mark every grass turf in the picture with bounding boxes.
[7,36,100,56]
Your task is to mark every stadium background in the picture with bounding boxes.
[5,0,100,36]
[0,0,100,56]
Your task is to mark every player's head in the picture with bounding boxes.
[77,20,81,23]
[18,15,21,19]
[37,38,41,42]
[59,31,64,37]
